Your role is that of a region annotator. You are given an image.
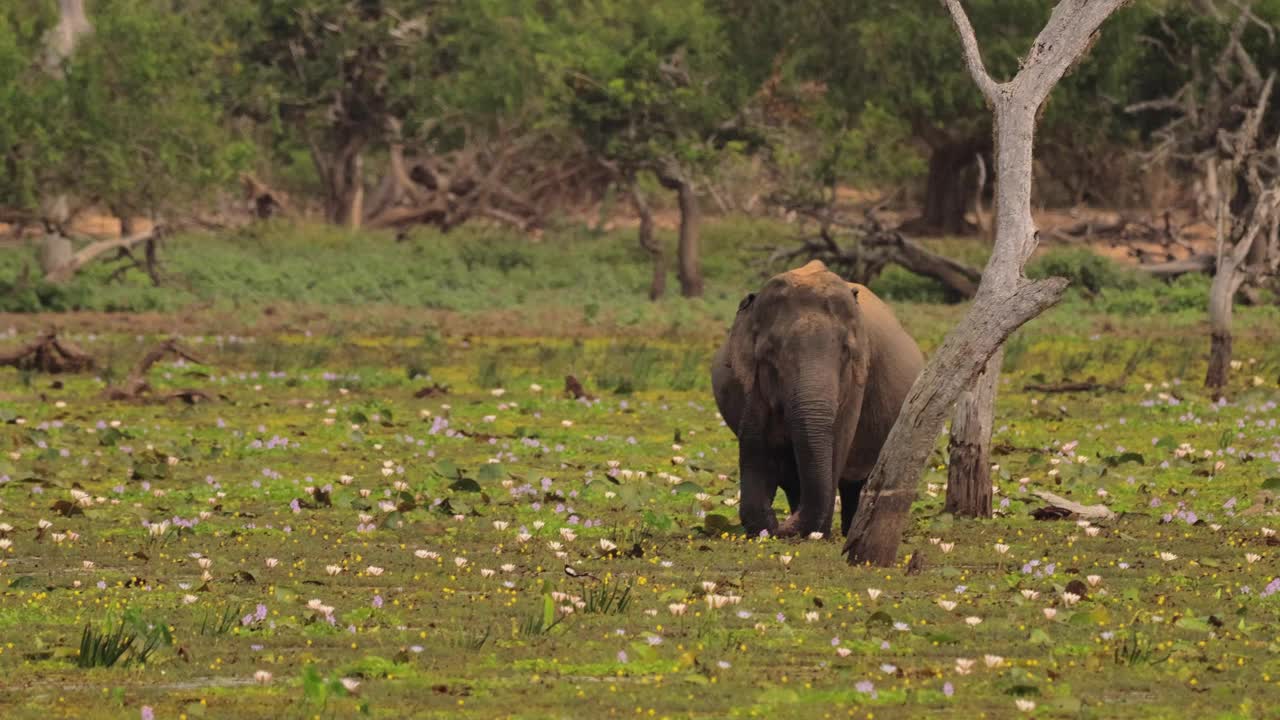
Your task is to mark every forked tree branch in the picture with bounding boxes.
[941,0,1001,103]
[844,0,1128,567]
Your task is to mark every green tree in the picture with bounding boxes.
[2,0,243,222]
[535,0,755,297]
[715,0,1154,234]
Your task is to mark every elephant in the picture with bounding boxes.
[711,260,924,539]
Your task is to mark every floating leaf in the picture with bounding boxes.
[449,477,482,493]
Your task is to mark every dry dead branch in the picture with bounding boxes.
[766,198,983,300]
[0,329,94,373]
[103,338,209,402]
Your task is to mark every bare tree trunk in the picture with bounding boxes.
[843,0,1127,567]
[39,235,73,276]
[630,183,666,300]
[43,0,92,73]
[675,180,704,298]
[945,350,1000,517]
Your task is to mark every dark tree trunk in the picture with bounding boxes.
[675,180,703,298]
[1205,330,1232,396]
[912,140,984,236]
[629,184,666,300]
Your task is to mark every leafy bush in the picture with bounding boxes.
[1027,248,1142,294]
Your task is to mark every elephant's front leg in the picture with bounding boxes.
[738,439,789,537]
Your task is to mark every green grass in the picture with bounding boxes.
[1,221,1279,717]
[0,305,1277,717]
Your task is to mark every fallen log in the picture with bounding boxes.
[1137,253,1215,278]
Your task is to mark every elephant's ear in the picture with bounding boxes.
[846,282,861,303]
[737,293,756,313]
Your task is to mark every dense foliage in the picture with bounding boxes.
[2,1,1280,227]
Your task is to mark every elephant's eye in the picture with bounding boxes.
[737,293,756,312]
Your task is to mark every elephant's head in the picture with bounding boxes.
[722,260,871,537]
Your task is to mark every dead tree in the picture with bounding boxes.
[766,198,983,300]
[1128,4,1280,396]
[43,227,166,284]
[843,0,1127,567]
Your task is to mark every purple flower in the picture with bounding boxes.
[1261,578,1280,598]
[372,595,383,609]
[141,707,154,720]
[776,612,786,623]
[855,680,876,698]
[617,650,628,663]
[943,681,954,697]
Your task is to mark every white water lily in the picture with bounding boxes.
[939,542,955,554]
[964,616,982,627]
[1043,607,1057,619]
[701,581,718,592]
[1158,551,1178,562]
[365,566,384,577]
[1015,699,1036,712]
[1020,589,1040,600]
[599,539,617,552]
[1061,592,1081,606]
[983,654,1004,668]
[325,564,343,576]
[994,543,1010,555]
[668,603,688,616]
[254,670,273,684]
[1246,553,1261,564]
[867,588,882,601]
[1087,575,1102,586]
[937,600,957,612]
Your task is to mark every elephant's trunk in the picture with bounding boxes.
[779,360,838,537]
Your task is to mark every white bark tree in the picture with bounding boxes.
[844,0,1130,567]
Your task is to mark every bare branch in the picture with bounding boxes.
[940,0,1002,103]
[44,229,164,284]
[1014,0,1133,106]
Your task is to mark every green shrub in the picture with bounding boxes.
[1027,248,1141,294]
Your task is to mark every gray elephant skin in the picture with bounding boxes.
[712,260,924,538]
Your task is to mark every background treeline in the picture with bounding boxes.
[2,1,1279,281]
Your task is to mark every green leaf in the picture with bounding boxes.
[478,463,504,482]
[1262,478,1280,491]
[1174,616,1213,632]
[671,481,703,495]
[450,477,482,493]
